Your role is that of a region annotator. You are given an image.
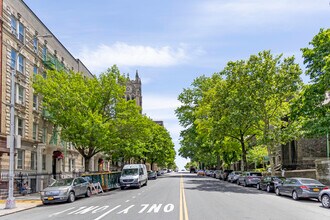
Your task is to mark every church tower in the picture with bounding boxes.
[126,70,142,108]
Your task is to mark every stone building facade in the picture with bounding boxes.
[126,70,142,108]
[281,137,328,170]
[0,0,97,193]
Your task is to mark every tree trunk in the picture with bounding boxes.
[240,135,247,171]
[84,156,91,172]
[151,161,154,171]
[268,143,275,176]
[216,154,221,170]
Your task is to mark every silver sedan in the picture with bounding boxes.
[275,178,325,200]
[40,177,91,204]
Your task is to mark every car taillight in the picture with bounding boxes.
[300,185,310,190]
[323,186,329,190]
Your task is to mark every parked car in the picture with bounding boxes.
[215,170,224,179]
[257,176,286,192]
[148,171,157,180]
[319,188,330,208]
[197,170,206,176]
[40,177,91,204]
[227,171,242,183]
[120,164,148,189]
[275,178,326,200]
[237,172,262,187]
[190,167,197,173]
[220,170,233,181]
[206,170,215,177]
[214,170,222,179]
[212,170,220,178]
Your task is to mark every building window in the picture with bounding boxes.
[42,154,46,170]
[18,22,25,42]
[33,94,38,110]
[31,151,37,170]
[42,127,47,144]
[33,65,38,75]
[10,15,24,42]
[10,15,17,35]
[16,84,25,105]
[10,49,16,70]
[33,38,38,53]
[33,123,38,141]
[17,149,24,169]
[15,117,24,136]
[69,159,75,172]
[17,54,24,73]
[42,46,47,61]
[10,50,24,73]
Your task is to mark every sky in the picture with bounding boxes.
[24,0,330,170]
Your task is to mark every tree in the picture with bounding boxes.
[248,51,303,174]
[34,65,129,171]
[176,76,218,168]
[295,28,330,137]
[209,63,259,171]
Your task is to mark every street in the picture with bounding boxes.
[2,172,330,220]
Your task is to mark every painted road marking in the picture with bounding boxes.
[125,200,130,202]
[49,203,175,219]
[117,205,135,214]
[94,205,121,220]
[49,207,76,217]
[180,175,189,220]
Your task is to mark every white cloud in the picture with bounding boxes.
[191,0,328,31]
[78,42,188,73]
[143,94,181,111]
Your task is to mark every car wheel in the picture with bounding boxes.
[321,194,330,208]
[237,180,240,185]
[292,191,299,200]
[256,183,261,190]
[275,187,281,196]
[144,180,148,186]
[67,191,75,203]
[243,181,247,187]
[137,182,141,189]
[120,186,125,190]
[266,185,271,193]
[85,188,91,197]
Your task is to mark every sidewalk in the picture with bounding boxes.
[0,193,42,217]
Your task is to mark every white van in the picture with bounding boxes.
[120,164,148,189]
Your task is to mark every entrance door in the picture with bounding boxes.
[52,157,57,179]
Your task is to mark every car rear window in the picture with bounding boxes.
[300,179,322,184]
[250,173,262,176]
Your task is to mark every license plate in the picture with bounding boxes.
[313,188,319,192]
[47,197,54,200]
[126,185,130,187]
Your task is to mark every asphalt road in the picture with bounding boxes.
[2,172,330,220]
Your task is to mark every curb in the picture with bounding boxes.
[0,200,42,204]
[0,204,42,217]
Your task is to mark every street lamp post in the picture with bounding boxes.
[5,34,52,209]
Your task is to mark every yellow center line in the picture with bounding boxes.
[180,175,189,220]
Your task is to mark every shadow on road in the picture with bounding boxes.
[183,178,265,194]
